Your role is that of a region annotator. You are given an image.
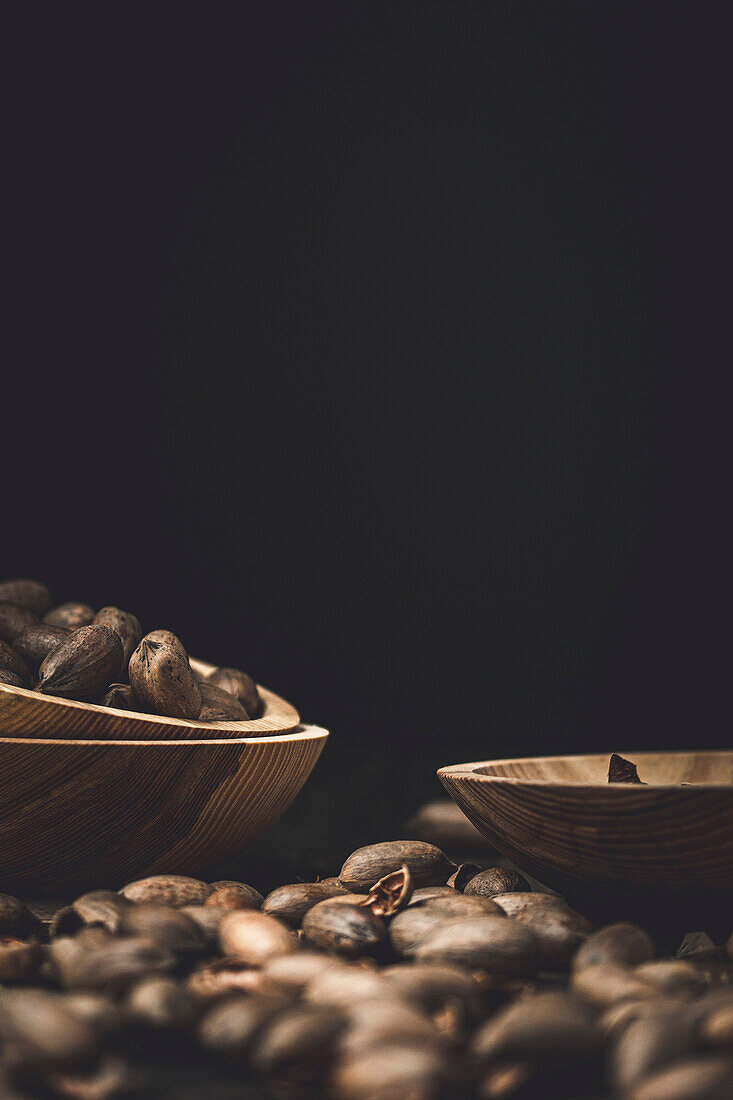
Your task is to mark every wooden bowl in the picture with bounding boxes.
[0,658,299,740]
[439,752,733,929]
[0,724,327,894]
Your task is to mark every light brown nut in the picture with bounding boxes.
[390,897,504,957]
[263,882,348,926]
[510,905,592,969]
[208,880,264,907]
[218,910,297,965]
[198,681,249,721]
[339,841,455,892]
[72,890,131,933]
[412,916,537,975]
[464,868,531,897]
[44,602,96,630]
[128,633,202,718]
[146,629,188,652]
[301,900,387,958]
[207,666,261,717]
[572,921,655,971]
[38,625,123,700]
[206,886,262,912]
[93,606,142,665]
[120,874,212,907]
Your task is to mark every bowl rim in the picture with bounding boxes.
[0,655,299,734]
[438,750,733,790]
[0,722,329,748]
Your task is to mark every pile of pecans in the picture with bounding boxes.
[1,839,732,1099]
[0,578,261,722]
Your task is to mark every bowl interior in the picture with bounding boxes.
[464,751,733,786]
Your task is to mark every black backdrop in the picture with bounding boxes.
[4,4,731,857]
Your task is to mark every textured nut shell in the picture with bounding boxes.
[464,868,531,897]
[263,882,348,926]
[38,625,124,700]
[93,607,142,664]
[120,875,212,907]
[302,899,387,957]
[339,841,454,891]
[128,634,202,719]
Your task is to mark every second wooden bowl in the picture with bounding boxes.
[0,658,299,740]
[0,725,328,894]
[439,752,733,930]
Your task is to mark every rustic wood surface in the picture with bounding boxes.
[0,725,328,894]
[439,752,733,919]
[0,656,300,740]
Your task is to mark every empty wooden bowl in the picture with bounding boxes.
[0,658,300,740]
[439,752,733,928]
[0,724,327,894]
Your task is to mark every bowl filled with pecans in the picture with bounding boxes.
[439,751,733,929]
[0,578,328,893]
[0,577,300,739]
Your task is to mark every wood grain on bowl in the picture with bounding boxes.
[438,753,733,899]
[0,657,299,740]
[0,726,328,894]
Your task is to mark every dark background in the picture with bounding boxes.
[4,3,730,860]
